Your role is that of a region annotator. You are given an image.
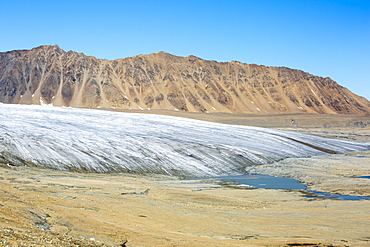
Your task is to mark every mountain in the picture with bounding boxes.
[1,104,369,177]
[1,45,369,114]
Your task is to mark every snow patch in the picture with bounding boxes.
[40,98,53,107]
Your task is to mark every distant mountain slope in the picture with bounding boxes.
[1,45,369,114]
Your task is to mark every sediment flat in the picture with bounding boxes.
[0,156,369,247]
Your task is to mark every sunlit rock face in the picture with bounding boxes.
[0,104,369,177]
[1,45,370,115]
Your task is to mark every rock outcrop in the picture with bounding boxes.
[1,45,369,114]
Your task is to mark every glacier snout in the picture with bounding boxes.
[1,104,369,177]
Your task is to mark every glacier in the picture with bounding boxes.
[0,104,369,177]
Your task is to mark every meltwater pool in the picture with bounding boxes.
[194,174,370,200]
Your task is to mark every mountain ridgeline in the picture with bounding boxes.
[1,45,369,115]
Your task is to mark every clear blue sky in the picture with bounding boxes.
[1,0,369,100]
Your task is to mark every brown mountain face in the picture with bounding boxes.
[1,45,369,115]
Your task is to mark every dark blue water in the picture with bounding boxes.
[358,176,370,179]
[202,174,306,190]
[195,174,370,201]
[304,190,370,200]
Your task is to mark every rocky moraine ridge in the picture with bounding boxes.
[0,45,369,114]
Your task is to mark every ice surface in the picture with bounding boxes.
[1,104,369,177]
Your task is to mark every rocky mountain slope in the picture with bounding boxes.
[1,45,369,114]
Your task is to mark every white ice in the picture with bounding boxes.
[0,104,369,177]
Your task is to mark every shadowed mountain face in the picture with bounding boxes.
[1,45,369,114]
